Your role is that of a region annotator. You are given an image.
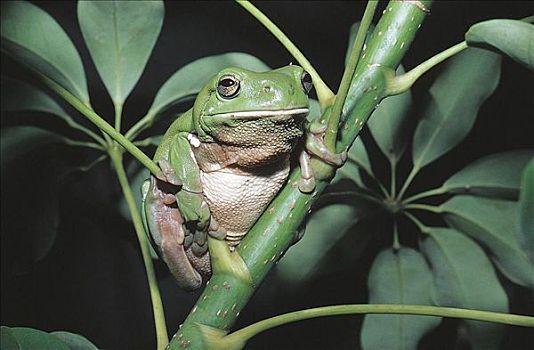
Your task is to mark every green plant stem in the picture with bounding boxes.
[63,118,107,148]
[235,1,334,108]
[346,156,389,198]
[387,41,468,95]
[392,220,400,249]
[318,190,387,209]
[39,73,160,175]
[390,160,397,198]
[404,203,441,214]
[62,138,104,151]
[403,186,448,204]
[125,111,155,140]
[397,165,419,199]
[324,0,378,149]
[114,103,123,132]
[223,304,534,346]
[109,149,168,350]
[403,211,429,233]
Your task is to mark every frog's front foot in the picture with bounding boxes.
[298,122,347,193]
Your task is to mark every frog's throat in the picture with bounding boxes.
[207,107,309,121]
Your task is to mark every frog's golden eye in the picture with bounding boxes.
[301,72,313,94]
[217,75,240,98]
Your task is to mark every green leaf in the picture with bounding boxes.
[421,228,508,350]
[441,196,534,288]
[1,1,89,104]
[50,331,99,350]
[9,327,70,350]
[78,1,164,105]
[466,19,534,71]
[276,204,371,285]
[367,65,413,164]
[361,247,441,350]
[412,48,501,169]
[517,159,534,262]
[148,52,270,116]
[1,326,20,350]
[444,150,534,200]
[1,126,63,166]
[1,78,74,122]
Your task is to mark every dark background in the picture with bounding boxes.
[1,1,533,349]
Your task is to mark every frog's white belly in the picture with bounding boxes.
[200,162,289,244]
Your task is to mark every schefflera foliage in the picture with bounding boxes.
[0,1,273,347]
[277,19,534,350]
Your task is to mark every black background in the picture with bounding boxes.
[1,1,533,349]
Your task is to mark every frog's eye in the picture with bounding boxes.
[217,75,240,98]
[301,72,313,94]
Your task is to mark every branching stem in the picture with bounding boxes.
[235,1,334,108]
[39,73,160,175]
[386,41,468,95]
[324,0,378,149]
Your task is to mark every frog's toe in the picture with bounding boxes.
[208,217,227,240]
[191,241,208,257]
[298,177,316,193]
[306,133,347,166]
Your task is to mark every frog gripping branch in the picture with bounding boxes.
[142,66,345,290]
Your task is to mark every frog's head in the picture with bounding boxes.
[192,65,311,156]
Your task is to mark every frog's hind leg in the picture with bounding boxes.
[145,177,203,291]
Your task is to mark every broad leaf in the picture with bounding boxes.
[1,78,75,124]
[367,65,413,164]
[148,52,270,116]
[1,326,20,350]
[421,228,508,350]
[9,327,70,350]
[51,331,99,350]
[412,48,501,169]
[78,1,164,104]
[518,159,534,261]
[442,196,534,288]
[1,1,89,104]
[444,150,534,199]
[466,19,534,71]
[276,204,371,285]
[1,126,63,166]
[361,247,441,350]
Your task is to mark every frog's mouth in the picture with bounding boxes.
[208,108,309,121]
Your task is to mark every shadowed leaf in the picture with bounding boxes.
[466,19,534,71]
[518,159,534,261]
[421,228,508,350]
[412,48,501,169]
[361,247,441,350]
[1,1,89,103]
[442,195,534,288]
[78,1,164,104]
[444,150,534,200]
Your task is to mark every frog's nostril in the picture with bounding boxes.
[263,85,272,93]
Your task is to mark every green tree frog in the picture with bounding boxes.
[142,65,345,290]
